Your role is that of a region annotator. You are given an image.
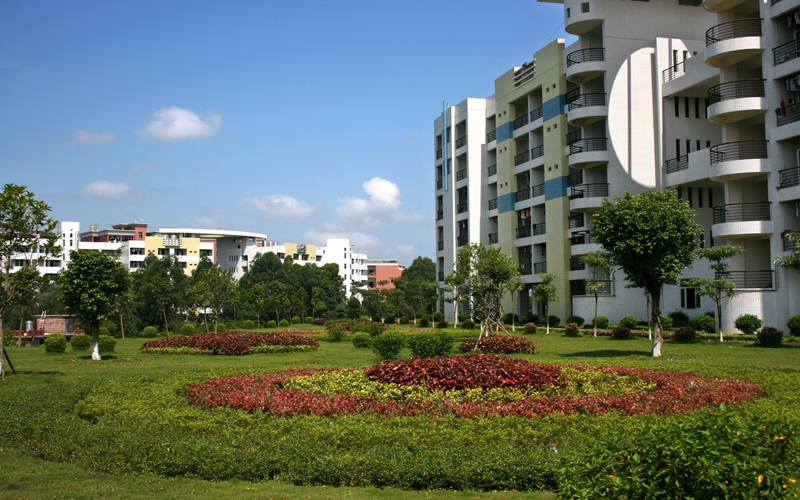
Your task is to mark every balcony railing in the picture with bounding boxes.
[456,135,467,148]
[532,182,545,198]
[532,222,545,236]
[516,225,532,239]
[514,114,529,130]
[488,198,498,210]
[533,262,548,274]
[571,233,599,245]
[662,60,686,84]
[530,144,544,160]
[567,93,606,111]
[436,148,442,159]
[783,232,798,251]
[519,262,532,275]
[163,237,181,247]
[715,270,774,289]
[530,106,543,122]
[569,256,586,271]
[457,202,468,214]
[568,212,585,229]
[709,140,767,164]
[436,210,443,221]
[488,232,498,244]
[566,129,582,145]
[779,167,800,188]
[487,130,496,142]
[712,201,771,224]
[436,179,443,190]
[438,271,445,281]
[568,138,608,155]
[515,149,530,166]
[565,88,581,105]
[516,187,531,202]
[437,240,444,251]
[776,103,800,126]
[706,18,762,46]
[488,164,497,176]
[456,168,467,181]
[457,236,468,247]
[708,79,765,105]
[566,48,605,67]
[774,39,800,66]
[571,279,612,296]
[665,155,689,174]
[568,171,583,186]
[569,183,609,199]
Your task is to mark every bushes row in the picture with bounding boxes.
[44,333,116,354]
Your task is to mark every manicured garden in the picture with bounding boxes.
[1,325,799,499]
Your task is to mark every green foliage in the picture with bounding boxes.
[327,326,346,342]
[351,332,372,348]
[352,323,384,337]
[278,319,290,327]
[460,320,475,330]
[406,332,454,358]
[689,314,716,333]
[564,323,581,337]
[660,316,674,329]
[99,326,110,336]
[735,314,763,335]
[592,315,609,329]
[566,315,584,326]
[304,316,313,324]
[419,317,430,327]
[43,333,67,353]
[524,322,538,334]
[266,320,277,328]
[787,314,800,336]
[533,274,559,333]
[140,326,159,338]
[291,316,301,324]
[547,315,560,328]
[98,335,116,353]
[70,333,91,351]
[674,326,696,342]
[241,320,255,330]
[618,316,639,329]
[521,313,539,324]
[611,325,631,340]
[757,327,784,347]
[774,231,800,271]
[178,323,195,336]
[371,331,406,359]
[215,322,227,332]
[501,313,518,325]
[668,310,690,322]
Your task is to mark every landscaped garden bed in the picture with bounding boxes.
[140,330,319,355]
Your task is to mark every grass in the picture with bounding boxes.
[0,325,798,499]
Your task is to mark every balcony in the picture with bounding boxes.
[777,102,800,127]
[564,0,604,35]
[779,167,800,188]
[663,61,686,84]
[707,79,767,124]
[773,39,800,67]
[456,168,468,182]
[533,262,548,274]
[569,256,585,271]
[715,270,774,289]
[487,130,496,142]
[712,201,773,238]
[436,148,442,160]
[513,113,529,130]
[568,212,585,229]
[455,135,467,149]
[488,198,498,210]
[163,237,181,247]
[515,149,530,166]
[519,262,532,275]
[516,187,531,202]
[530,106,543,122]
[702,0,749,13]
[709,140,769,182]
[516,225,532,239]
[488,232,498,244]
[569,183,609,211]
[665,155,689,174]
[457,236,468,247]
[437,240,444,251]
[567,93,607,126]
[566,48,605,83]
[532,182,545,198]
[438,271,444,281]
[436,210,443,221]
[704,19,763,68]
[783,231,798,251]
[488,164,497,177]
[436,178,443,190]
[532,221,546,236]
[571,232,602,254]
[568,138,609,169]
[570,279,612,296]
[456,202,468,214]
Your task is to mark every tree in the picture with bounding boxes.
[268,281,290,323]
[685,245,743,342]
[774,231,800,271]
[592,189,702,357]
[0,184,60,379]
[401,256,439,319]
[61,250,131,360]
[532,273,559,335]
[345,296,363,319]
[251,283,267,327]
[444,243,520,338]
[580,251,612,337]
[191,261,237,334]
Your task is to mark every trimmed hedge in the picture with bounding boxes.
[44,333,67,354]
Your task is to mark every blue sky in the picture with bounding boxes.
[1,0,571,265]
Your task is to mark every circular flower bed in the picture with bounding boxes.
[458,336,538,354]
[186,354,761,417]
[141,331,319,355]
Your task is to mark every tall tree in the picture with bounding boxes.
[532,273,559,335]
[685,245,743,342]
[580,251,612,337]
[774,231,800,271]
[0,184,60,379]
[251,283,267,327]
[61,250,131,360]
[593,189,702,357]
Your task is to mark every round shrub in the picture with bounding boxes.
[592,315,609,329]
[419,317,430,327]
[619,316,639,330]
[384,315,396,325]
[524,322,538,334]
[291,316,301,325]
[279,319,290,328]
[461,320,475,330]
[70,333,91,351]
[141,326,159,338]
[433,312,445,322]
[668,310,690,323]
[548,315,561,328]
[674,326,696,342]
[757,326,783,347]
[99,327,110,336]
[521,313,539,324]
[660,316,674,329]
[407,332,454,358]
[734,314,762,335]
[611,325,631,340]
[564,323,581,337]
[327,326,346,342]
[304,316,313,324]
[689,314,716,333]
[266,320,277,328]
[351,332,372,348]
[44,333,67,354]
[180,323,197,336]
[352,323,384,337]
[436,320,448,329]
[241,320,255,330]
[99,335,116,354]
[371,331,406,360]
[501,313,519,325]
[458,312,471,323]
[216,323,227,332]
[566,316,584,327]
[786,314,800,336]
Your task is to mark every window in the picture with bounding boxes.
[676,139,681,157]
[157,248,169,256]
[686,139,691,155]
[45,260,61,267]
[130,261,142,269]
[581,2,590,13]
[708,188,713,207]
[175,249,187,256]
[677,187,683,200]
[687,187,693,207]
[695,98,700,118]
[681,288,701,309]
[200,249,213,257]
[704,99,709,118]
[684,96,690,117]
[697,140,701,151]
[178,262,187,269]
[674,97,679,117]
[130,247,144,255]
[698,188,703,207]
[566,7,570,17]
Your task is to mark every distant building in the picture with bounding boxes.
[366,260,406,290]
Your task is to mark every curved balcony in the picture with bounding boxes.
[564,0,603,35]
[567,93,607,126]
[707,80,767,124]
[565,48,605,83]
[569,183,609,212]
[712,201,773,239]
[704,19,763,68]
[709,140,769,182]
[568,138,608,169]
[570,232,602,254]
[702,0,748,13]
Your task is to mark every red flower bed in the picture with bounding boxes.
[141,330,318,355]
[187,356,761,418]
[458,336,538,354]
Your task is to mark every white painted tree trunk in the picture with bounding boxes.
[0,352,4,381]
[91,339,101,360]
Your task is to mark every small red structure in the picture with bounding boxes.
[36,315,76,334]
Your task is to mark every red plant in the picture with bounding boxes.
[459,336,538,354]
[141,330,318,355]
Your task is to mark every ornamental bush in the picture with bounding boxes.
[70,333,91,351]
[524,323,538,334]
[566,316,584,327]
[44,333,67,354]
[501,313,519,325]
[564,323,581,337]
[371,331,406,360]
[461,320,475,330]
[419,317,430,327]
[141,326,159,338]
[757,326,784,347]
[216,323,227,332]
[180,323,197,336]
[548,316,561,328]
[279,319,290,328]
[98,335,116,354]
[787,314,800,336]
[592,315,609,329]
[689,314,716,333]
[458,312,471,323]
[458,336,538,354]
[304,316,313,324]
[351,332,372,348]
[521,313,539,324]
[618,316,639,330]
[241,320,255,330]
[611,325,631,340]
[667,310,689,322]
[291,316,301,325]
[384,315,396,325]
[436,320,448,329]
[99,327,110,337]
[734,314,762,335]
[674,326,696,342]
[660,316,674,329]
[352,323,384,337]
[266,320,277,328]
[327,326,346,342]
[407,332,454,358]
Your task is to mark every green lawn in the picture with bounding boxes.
[0,327,798,499]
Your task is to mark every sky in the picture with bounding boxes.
[1,0,571,266]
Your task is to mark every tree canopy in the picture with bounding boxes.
[685,245,742,341]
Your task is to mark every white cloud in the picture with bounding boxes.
[396,244,415,256]
[80,180,130,200]
[140,106,221,141]
[335,177,423,229]
[304,229,384,251]
[241,195,318,220]
[74,129,116,144]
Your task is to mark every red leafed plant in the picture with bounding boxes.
[458,336,538,354]
[141,330,318,355]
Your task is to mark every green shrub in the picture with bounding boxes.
[266,320,277,328]
[70,333,91,351]
[734,314,762,335]
[457,312,471,323]
[141,326,160,338]
[419,317,430,327]
[660,316,674,329]
[618,316,638,329]
[179,323,197,336]
[521,313,539,324]
[524,322,538,334]
[592,315,609,329]
[566,315,584,326]
[433,312,445,322]
[461,320,475,330]
[351,332,372,348]
[436,320,448,329]
[305,316,313,324]
[99,327,110,336]
[611,325,631,340]
[501,313,519,325]
[384,315,396,325]
[98,335,116,354]
[327,326,346,342]
[44,333,67,354]
[241,320,255,330]
[667,310,689,322]
[291,316,301,325]
[689,313,716,333]
[674,326,696,342]
[371,331,406,359]
[216,323,227,332]
[757,326,784,347]
[547,315,561,328]
[787,314,800,336]
[564,323,581,337]
[407,332,454,358]
[279,319,290,328]
[2,333,16,347]
[352,323,384,337]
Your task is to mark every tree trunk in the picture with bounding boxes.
[717,301,723,343]
[91,321,102,360]
[0,316,5,380]
[162,308,170,339]
[593,293,598,338]
[650,289,663,357]
[119,312,125,339]
[545,303,550,335]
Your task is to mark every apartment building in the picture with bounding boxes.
[435,0,799,331]
[366,260,406,290]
